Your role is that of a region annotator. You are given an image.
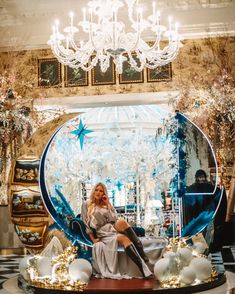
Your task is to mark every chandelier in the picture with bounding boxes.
[48,0,180,74]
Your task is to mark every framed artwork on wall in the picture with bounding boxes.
[119,55,144,84]
[14,221,48,248]
[12,158,40,185]
[91,58,116,86]
[64,66,88,87]
[38,58,61,87]
[147,63,172,82]
[11,189,47,217]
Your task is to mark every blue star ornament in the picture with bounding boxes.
[116,181,123,191]
[70,119,93,149]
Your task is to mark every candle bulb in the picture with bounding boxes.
[168,16,172,31]
[82,8,86,22]
[152,2,156,18]
[69,12,74,27]
[157,11,160,26]
[89,8,92,22]
[66,37,69,50]
[55,19,59,34]
[137,7,142,23]
[52,26,55,36]
[175,22,179,32]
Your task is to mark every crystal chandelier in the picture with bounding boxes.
[48,0,180,74]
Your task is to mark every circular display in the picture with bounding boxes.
[39,105,222,245]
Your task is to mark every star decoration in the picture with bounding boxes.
[115,181,123,191]
[70,119,93,150]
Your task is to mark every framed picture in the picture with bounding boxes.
[14,221,48,248]
[91,57,116,86]
[38,58,61,87]
[119,55,144,84]
[147,63,172,82]
[11,189,47,217]
[12,158,40,185]
[64,66,88,87]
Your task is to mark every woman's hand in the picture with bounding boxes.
[102,195,113,209]
[102,195,109,205]
[93,238,100,244]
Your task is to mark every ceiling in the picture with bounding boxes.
[0,0,235,52]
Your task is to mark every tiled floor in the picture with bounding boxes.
[0,247,234,293]
[0,255,24,293]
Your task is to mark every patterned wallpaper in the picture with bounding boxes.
[0,37,234,102]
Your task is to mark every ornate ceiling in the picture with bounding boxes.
[0,0,235,52]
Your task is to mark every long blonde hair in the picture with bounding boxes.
[86,182,108,224]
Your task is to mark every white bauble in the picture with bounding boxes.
[163,251,176,259]
[37,257,52,277]
[190,257,212,281]
[69,259,92,280]
[177,248,193,267]
[179,266,196,285]
[154,258,170,282]
[193,242,207,255]
[19,256,32,280]
[69,270,90,283]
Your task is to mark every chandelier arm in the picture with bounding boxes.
[70,56,99,71]
[143,46,180,69]
[127,51,145,72]
[52,43,86,65]
[69,38,93,54]
[88,10,102,54]
[52,42,99,71]
[52,43,72,60]
[128,12,143,53]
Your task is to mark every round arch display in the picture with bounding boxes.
[39,106,222,246]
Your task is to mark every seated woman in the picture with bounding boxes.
[81,182,152,279]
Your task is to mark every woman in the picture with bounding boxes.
[81,182,152,279]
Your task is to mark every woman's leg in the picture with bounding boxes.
[115,219,149,262]
[117,235,145,277]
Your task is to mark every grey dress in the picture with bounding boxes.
[81,201,152,279]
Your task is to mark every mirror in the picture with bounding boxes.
[39,106,222,244]
[176,113,222,237]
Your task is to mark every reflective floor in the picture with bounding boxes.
[0,246,234,294]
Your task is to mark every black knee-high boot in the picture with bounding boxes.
[124,227,149,262]
[125,244,145,277]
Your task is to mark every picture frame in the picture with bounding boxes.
[64,66,88,87]
[38,58,61,87]
[119,55,144,84]
[147,63,172,82]
[12,158,40,185]
[14,221,48,248]
[11,189,48,217]
[91,57,116,86]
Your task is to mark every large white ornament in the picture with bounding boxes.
[37,257,52,277]
[154,258,170,282]
[163,251,176,259]
[72,271,90,283]
[190,257,212,281]
[177,247,193,267]
[69,259,92,281]
[193,242,207,255]
[19,256,32,280]
[179,266,196,285]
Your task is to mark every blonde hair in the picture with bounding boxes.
[86,182,108,224]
